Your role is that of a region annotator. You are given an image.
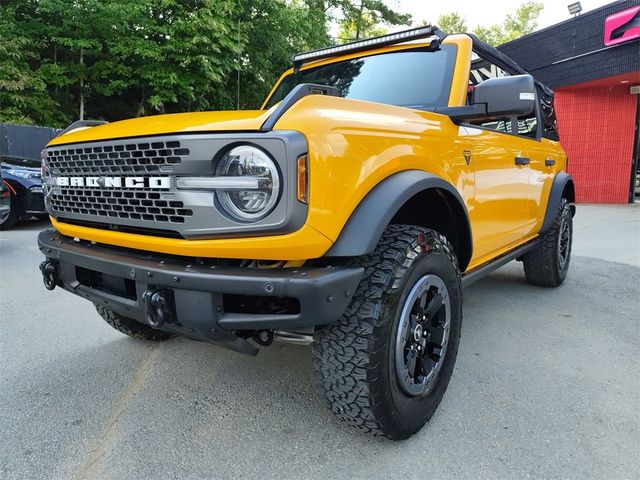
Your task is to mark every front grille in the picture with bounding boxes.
[50,187,193,223]
[46,140,189,175]
[42,132,304,239]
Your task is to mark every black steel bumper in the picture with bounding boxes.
[38,230,363,354]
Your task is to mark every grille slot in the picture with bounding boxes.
[47,140,188,175]
[50,187,193,224]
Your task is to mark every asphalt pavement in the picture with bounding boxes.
[1,205,638,480]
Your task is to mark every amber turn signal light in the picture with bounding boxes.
[297,154,309,203]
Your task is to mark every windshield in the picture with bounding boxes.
[265,44,457,110]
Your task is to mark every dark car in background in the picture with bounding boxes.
[0,158,46,229]
[0,169,11,225]
[0,123,60,230]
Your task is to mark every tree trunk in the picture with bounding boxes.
[355,1,364,40]
[79,48,84,121]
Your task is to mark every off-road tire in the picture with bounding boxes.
[95,304,174,341]
[523,198,573,287]
[313,225,462,440]
[0,194,18,230]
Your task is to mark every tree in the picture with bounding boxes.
[229,0,333,109]
[1,0,334,126]
[425,2,543,46]
[433,12,468,35]
[474,2,544,45]
[0,5,62,126]
[337,1,411,42]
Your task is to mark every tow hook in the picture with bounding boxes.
[253,330,274,346]
[39,261,58,291]
[143,288,174,328]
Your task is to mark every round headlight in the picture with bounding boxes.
[215,145,280,221]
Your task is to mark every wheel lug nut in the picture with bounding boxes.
[422,314,427,321]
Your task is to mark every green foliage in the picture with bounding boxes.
[0,6,62,126]
[0,0,541,127]
[427,2,543,46]
[0,0,331,127]
[337,1,411,42]
[432,13,468,35]
[473,2,544,46]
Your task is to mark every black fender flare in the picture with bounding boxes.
[540,172,576,234]
[325,170,473,270]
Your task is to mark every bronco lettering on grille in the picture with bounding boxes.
[54,176,171,189]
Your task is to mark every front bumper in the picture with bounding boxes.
[38,230,362,354]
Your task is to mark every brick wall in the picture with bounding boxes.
[554,86,637,203]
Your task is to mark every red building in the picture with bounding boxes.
[499,1,640,203]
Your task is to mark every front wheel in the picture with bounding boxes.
[313,225,462,440]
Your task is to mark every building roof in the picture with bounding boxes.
[497,0,640,89]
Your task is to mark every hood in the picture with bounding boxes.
[48,109,274,147]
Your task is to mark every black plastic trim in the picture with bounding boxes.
[461,239,539,288]
[540,172,576,233]
[38,230,363,334]
[325,170,473,270]
[261,83,339,132]
[430,104,488,122]
[291,26,445,70]
[58,120,108,137]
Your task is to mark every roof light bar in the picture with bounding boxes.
[293,26,444,68]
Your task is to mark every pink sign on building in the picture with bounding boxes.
[604,4,640,46]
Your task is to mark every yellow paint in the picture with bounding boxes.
[50,218,332,261]
[46,34,567,272]
[48,110,273,146]
[445,35,473,107]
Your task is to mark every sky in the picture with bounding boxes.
[395,0,615,31]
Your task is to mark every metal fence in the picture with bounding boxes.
[0,123,62,163]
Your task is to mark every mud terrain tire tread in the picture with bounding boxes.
[313,225,462,439]
[523,198,572,287]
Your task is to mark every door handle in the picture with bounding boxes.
[545,159,556,167]
[515,156,530,166]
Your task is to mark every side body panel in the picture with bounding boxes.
[273,95,475,248]
[459,128,566,265]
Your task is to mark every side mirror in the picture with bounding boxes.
[472,74,536,118]
[434,74,536,122]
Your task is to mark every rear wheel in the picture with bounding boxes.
[313,225,462,439]
[95,304,174,341]
[523,198,573,287]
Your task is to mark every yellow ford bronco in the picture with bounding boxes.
[38,26,575,439]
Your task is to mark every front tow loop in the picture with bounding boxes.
[143,288,174,328]
[39,261,58,291]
